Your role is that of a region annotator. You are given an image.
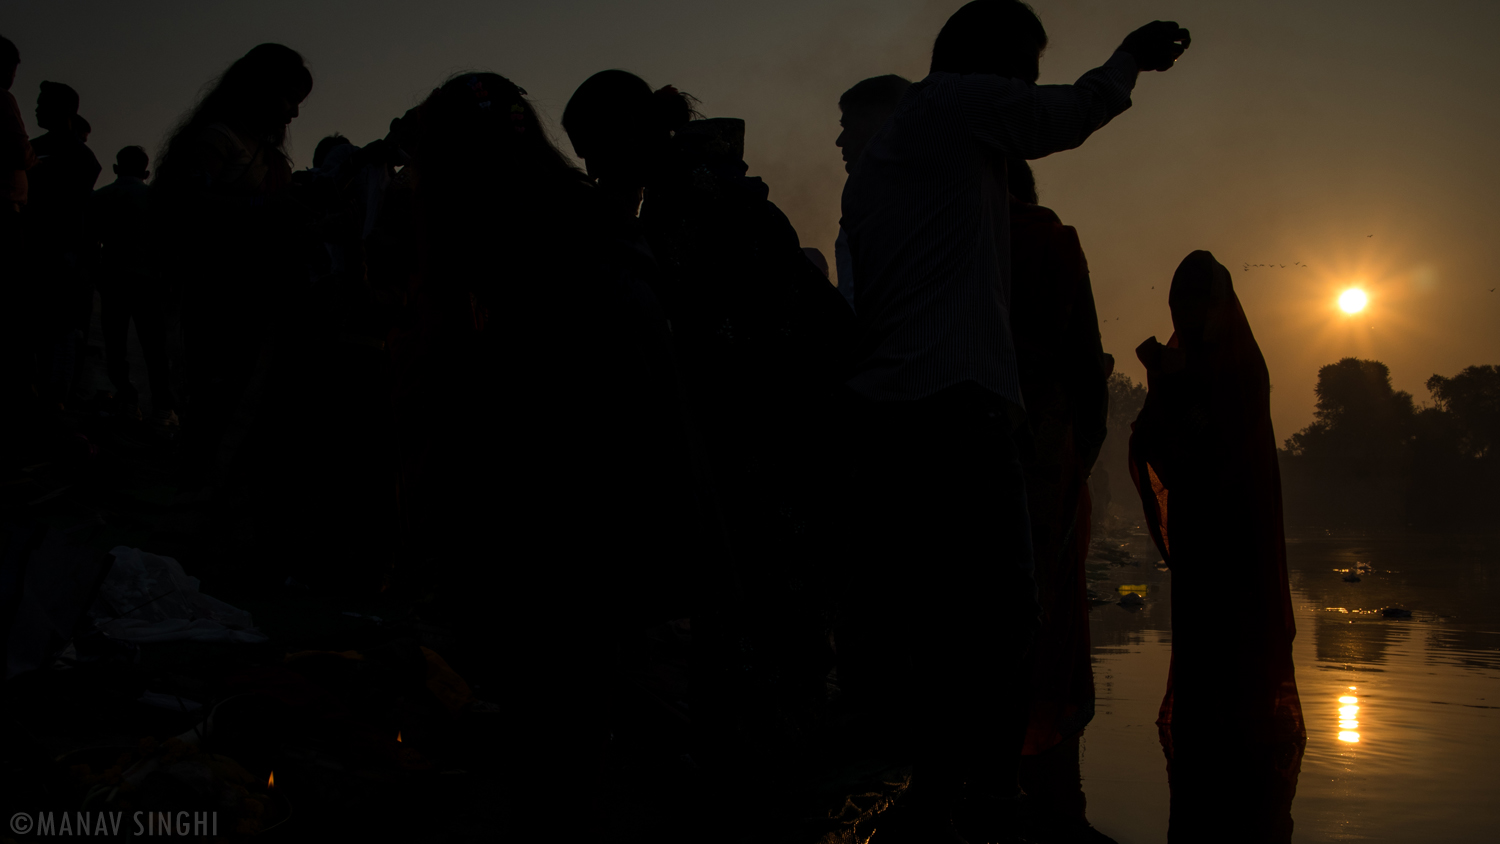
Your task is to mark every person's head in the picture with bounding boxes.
[0,36,18,91]
[312,133,350,169]
[836,75,910,175]
[931,0,1048,82]
[562,70,696,187]
[1168,250,1234,349]
[114,145,149,180]
[72,114,91,142]
[36,81,79,132]
[169,43,311,145]
[411,72,589,311]
[204,43,311,136]
[156,43,311,191]
[1007,158,1037,204]
[413,72,578,190]
[385,105,422,155]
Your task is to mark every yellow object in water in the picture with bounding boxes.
[1117,584,1150,594]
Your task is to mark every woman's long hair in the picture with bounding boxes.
[154,43,312,195]
[410,72,591,323]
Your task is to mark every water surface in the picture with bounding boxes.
[1081,532,1500,843]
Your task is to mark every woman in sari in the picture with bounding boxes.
[1129,249,1303,735]
[1005,160,1115,844]
[1007,160,1108,756]
[1129,251,1304,842]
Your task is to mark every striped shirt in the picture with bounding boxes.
[841,52,1138,407]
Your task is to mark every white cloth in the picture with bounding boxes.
[94,547,267,644]
[104,617,267,644]
[840,52,1137,406]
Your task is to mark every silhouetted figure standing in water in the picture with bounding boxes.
[837,3,1189,840]
[1006,159,1116,844]
[563,71,852,770]
[833,74,909,312]
[1130,251,1305,843]
[25,80,100,408]
[87,145,176,425]
[153,43,312,492]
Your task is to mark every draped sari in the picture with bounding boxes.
[1128,250,1303,739]
[1009,200,1110,755]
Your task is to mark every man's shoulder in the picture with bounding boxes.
[30,132,61,154]
[883,74,976,132]
[900,73,956,106]
[908,72,1027,95]
[94,178,147,195]
[32,134,95,166]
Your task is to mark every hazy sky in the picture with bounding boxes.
[7,0,1499,438]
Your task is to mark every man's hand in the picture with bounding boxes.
[1120,21,1191,72]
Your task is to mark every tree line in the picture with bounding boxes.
[1092,360,1500,532]
[1280,358,1500,530]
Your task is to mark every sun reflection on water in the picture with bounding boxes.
[1338,687,1361,743]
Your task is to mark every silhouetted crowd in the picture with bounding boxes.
[2,3,1315,842]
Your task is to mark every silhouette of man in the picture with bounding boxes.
[837,3,1188,841]
[26,80,100,407]
[28,82,100,230]
[1,35,43,465]
[833,74,910,312]
[0,35,34,220]
[89,145,176,425]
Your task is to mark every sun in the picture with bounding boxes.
[1339,288,1368,313]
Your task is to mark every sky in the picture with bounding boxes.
[7,0,1500,438]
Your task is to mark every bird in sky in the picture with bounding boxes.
[1368,234,1374,237]
[1490,288,1495,292]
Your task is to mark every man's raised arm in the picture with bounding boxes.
[958,20,1190,161]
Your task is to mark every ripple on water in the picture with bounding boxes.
[1081,534,1500,844]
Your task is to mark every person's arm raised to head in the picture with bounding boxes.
[959,20,1189,161]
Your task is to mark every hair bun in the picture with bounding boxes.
[649,85,697,133]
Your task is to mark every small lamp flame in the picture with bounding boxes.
[396,731,403,743]
[267,771,275,789]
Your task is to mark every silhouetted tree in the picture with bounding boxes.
[1091,371,1147,526]
[1283,358,1415,483]
[1280,359,1412,526]
[1281,358,1500,530]
[1107,371,1147,432]
[1425,365,1500,459]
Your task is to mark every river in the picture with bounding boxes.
[1081,530,1500,843]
